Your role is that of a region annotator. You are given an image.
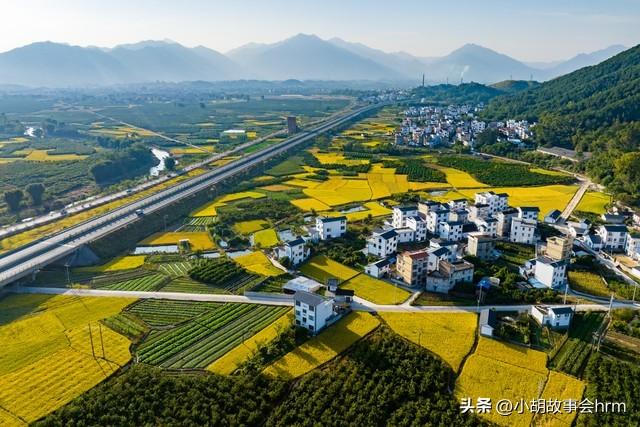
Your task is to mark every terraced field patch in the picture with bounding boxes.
[77,255,146,272]
[253,228,279,247]
[235,251,283,277]
[263,312,380,380]
[233,219,269,234]
[100,273,168,292]
[158,262,192,277]
[341,274,410,305]
[207,310,293,375]
[0,295,134,423]
[126,299,221,327]
[380,312,477,371]
[136,303,290,369]
[300,255,359,284]
[141,231,215,251]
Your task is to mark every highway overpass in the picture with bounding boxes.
[0,102,382,288]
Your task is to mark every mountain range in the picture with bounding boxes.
[0,34,628,87]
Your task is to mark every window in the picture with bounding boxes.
[309,305,315,312]
[295,301,300,306]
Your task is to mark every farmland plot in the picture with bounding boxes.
[126,299,221,327]
[100,273,168,291]
[158,262,192,277]
[136,303,289,369]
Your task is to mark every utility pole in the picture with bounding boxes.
[633,282,637,303]
[563,282,569,304]
[99,323,106,358]
[608,293,614,317]
[477,285,483,312]
[88,323,96,358]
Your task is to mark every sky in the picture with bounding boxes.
[1,0,638,61]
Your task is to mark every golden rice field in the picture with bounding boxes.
[210,156,240,166]
[76,255,146,273]
[458,185,579,219]
[21,149,88,161]
[456,337,550,427]
[300,255,360,284]
[568,270,610,297]
[234,251,283,276]
[190,200,219,217]
[253,228,279,247]
[290,198,332,212]
[233,219,269,234]
[529,167,569,177]
[341,274,410,305]
[170,145,216,155]
[207,311,293,375]
[534,371,585,426]
[437,166,489,188]
[284,178,322,189]
[576,191,610,215]
[325,201,392,221]
[141,231,215,251]
[380,312,477,372]
[0,295,134,423]
[0,170,204,254]
[215,191,266,204]
[304,176,372,206]
[259,184,295,192]
[263,312,380,380]
[311,150,369,166]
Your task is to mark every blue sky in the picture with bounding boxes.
[1,0,638,61]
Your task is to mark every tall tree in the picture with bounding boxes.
[26,183,45,206]
[4,189,24,212]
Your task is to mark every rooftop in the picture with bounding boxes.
[294,290,328,306]
[318,216,346,223]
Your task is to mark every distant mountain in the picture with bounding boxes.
[0,40,238,87]
[544,44,627,78]
[227,34,403,81]
[424,44,540,84]
[327,37,426,79]
[0,36,629,87]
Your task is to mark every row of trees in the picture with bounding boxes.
[3,183,45,212]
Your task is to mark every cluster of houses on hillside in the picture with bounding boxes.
[362,190,573,290]
[395,104,534,149]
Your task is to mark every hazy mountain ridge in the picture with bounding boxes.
[0,35,627,87]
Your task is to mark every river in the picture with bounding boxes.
[149,148,173,176]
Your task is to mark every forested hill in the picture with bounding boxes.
[481,44,640,148]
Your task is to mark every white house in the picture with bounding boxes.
[475,191,508,215]
[392,205,418,228]
[597,224,628,252]
[474,217,498,237]
[496,208,519,237]
[365,257,393,278]
[418,200,442,217]
[583,233,603,251]
[517,206,540,221]
[447,198,468,212]
[533,257,567,288]
[426,207,450,233]
[531,305,573,329]
[544,209,562,224]
[316,216,347,240]
[567,219,591,238]
[395,227,415,243]
[509,217,537,245]
[479,309,498,337]
[283,276,322,294]
[439,221,464,242]
[426,259,474,293]
[469,203,490,221]
[626,235,640,261]
[406,216,427,242]
[294,291,335,334]
[281,238,309,266]
[367,229,398,257]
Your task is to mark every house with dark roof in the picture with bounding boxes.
[596,224,628,251]
[479,309,498,337]
[531,305,573,329]
[544,209,562,224]
[367,228,398,257]
[294,291,335,334]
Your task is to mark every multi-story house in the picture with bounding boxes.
[367,229,398,257]
[509,217,537,245]
[392,205,418,228]
[294,291,335,334]
[596,224,628,252]
[316,216,347,240]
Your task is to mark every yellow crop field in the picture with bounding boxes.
[576,191,610,215]
[304,177,372,206]
[284,179,322,189]
[216,191,266,204]
[211,156,239,166]
[263,312,380,379]
[76,255,146,272]
[311,150,369,166]
[259,184,295,192]
[325,201,391,221]
[380,312,477,371]
[529,167,569,177]
[170,145,216,155]
[19,149,87,161]
[341,274,410,305]
[534,371,585,426]
[253,228,279,247]
[0,171,201,254]
[300,255,360,283]
[207,311,292,375]
[568,270,610,297]
[456,337,551,427]
[191,200,218,217]
[0,295,134,423]
[459,185,579,219]
[290,198,332,212]
[235,251,283,276]
[439,167,489,188]
[234,219,269,234]
[141,231,215,251]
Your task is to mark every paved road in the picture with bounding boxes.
[561,176,591,220]
[0,103,382,288]
[10,286,640,313]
